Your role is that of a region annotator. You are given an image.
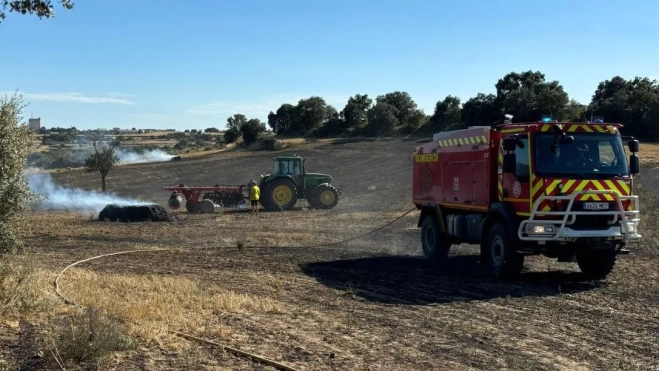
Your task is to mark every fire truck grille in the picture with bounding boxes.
[557,201,618,230]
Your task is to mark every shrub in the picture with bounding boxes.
[0,93,37,254]
[224,128,239,144]
[47,306,135,368]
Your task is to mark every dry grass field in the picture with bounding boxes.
[1,137,659,370]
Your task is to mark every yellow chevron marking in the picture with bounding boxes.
[616,181,630,194]
[562,179,577,194]
[541,125,551,132]
[591,180,614,200]
[567,125,579,132]
[541,205,551,212]
[532,179,543,197]
[582,125,594,132]
[480,135,487,142]
[545,179,562,195]
[603,180,622,195]
[594,125,606,133]
[574,180,592,200]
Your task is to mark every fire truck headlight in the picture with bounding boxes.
[525,224,556,235]
[622,221,638,234]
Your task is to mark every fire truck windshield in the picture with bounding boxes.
[533,133,629,178]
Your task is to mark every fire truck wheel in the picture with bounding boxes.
[421,215,450,263]
[484,223,524,279]
[575,246,617,281]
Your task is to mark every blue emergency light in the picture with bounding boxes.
[542,117,552,123]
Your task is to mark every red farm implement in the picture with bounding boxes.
[162,184,249,214]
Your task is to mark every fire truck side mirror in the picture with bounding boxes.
[629,154,640,175]
[628,139,639,153]
[502,153,517,175]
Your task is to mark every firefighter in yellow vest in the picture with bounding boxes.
[249,179,260,214]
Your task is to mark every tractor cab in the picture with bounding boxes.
[271,155,306,186]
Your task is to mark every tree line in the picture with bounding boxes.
[223,71,659,143]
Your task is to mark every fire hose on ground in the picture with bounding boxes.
[53,207,417,370]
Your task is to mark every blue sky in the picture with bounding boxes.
[1,0,657,131]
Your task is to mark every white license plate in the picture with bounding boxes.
[583,202,609,210]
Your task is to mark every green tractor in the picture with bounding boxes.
[258,155,340,211]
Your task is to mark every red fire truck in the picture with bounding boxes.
[412,116,641,280]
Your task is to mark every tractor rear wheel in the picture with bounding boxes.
[199,199,215,214]
[313,184,339,209]
[265,178,297,211]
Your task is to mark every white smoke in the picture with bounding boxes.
[115,148,175,164]
[25,169,152,212]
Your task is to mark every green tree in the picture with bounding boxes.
[341,94,373,130]
[590,76,659,139]
[224,128,239,144]
[0,0,73,22]
[313,105,344,136]
[430,95,462,131]
[267,103,296,134]
[494,70,570,122]
[375,91,417,126]
[0,93,36,253]
[460,93,500,127]
[226,114,248,131]
[84,139,120,192]
[291,96,329,134]
[563,99,588,122]
[240,118,265,145]
[366,102,399,136]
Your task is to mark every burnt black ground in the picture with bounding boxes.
[29,137,659,370]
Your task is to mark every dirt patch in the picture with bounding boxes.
[98,204,172,222]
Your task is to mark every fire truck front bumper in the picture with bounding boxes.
[519,222,641,242]
[517,190,641,244]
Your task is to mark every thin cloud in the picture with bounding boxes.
[0,91,135,105]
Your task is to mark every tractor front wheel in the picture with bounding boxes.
[265,178,297,211]
[313,184,339,209]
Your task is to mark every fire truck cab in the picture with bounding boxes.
[412,116,641,280]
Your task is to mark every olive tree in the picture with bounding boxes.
[85,139,120,192]
[0,93,37,254]
[0,0,74,22]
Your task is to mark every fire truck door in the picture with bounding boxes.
[501,135,531,204]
